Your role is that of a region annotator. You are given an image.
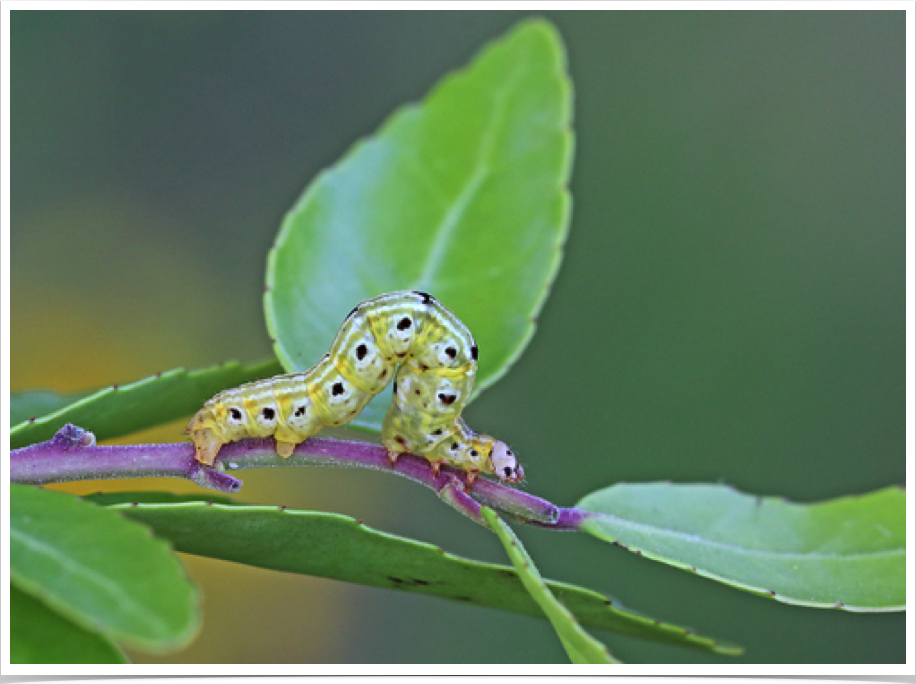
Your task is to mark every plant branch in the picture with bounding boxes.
[11,424,586,528]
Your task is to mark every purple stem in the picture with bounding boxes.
[11,424,242,493]
[10,424,587,529]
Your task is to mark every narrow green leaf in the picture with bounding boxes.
[480,506,618,664]
[265,19,573,430]
[10,584,128,664]
[10,485,200,652]
[10,389,92,427]
[577,483,905,611]
[10,358,281,449]
[88,491,741,655]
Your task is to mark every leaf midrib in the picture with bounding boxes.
[10,527,174,633]
[416,62,525,290]
[586,512,904,562]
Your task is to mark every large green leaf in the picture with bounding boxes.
[10,584,128,664]
[10,358,281,449]
[89,491,741,655]
[10,485,200,652]
[481,506,618,664]
[265,19,573,430]
[577,483,905,611]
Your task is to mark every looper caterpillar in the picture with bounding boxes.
[186,291,523,485]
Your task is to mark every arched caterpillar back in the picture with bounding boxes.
[186,291,523,484]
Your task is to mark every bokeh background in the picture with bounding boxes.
[11,10,905,664]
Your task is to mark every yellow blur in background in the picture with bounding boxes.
[12,196,363,663]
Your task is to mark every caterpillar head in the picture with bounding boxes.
[489,440,524,485]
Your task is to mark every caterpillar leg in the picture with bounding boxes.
[430,460,445,478]
[387,450,400,467]
[190,427,226,466]
[465,470,479,487]
[276,439,297,458]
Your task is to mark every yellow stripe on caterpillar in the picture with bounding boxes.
[186,291,523,484]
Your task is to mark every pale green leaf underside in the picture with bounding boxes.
[89,491,740,655]
[10,584,128,664]
[10,485,200,652]
[265,19,573,431]
[577,483,905,611]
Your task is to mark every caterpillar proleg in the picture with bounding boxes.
[186,291,523,484]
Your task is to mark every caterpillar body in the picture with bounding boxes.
[186,291,523,485]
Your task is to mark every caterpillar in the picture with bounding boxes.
[186,291,523,485]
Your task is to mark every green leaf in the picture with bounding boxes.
[10,389,92,427]
[265,18,573,430]
[10,358,281,449]
[481,506,619,664]
[10,485,200,652]
[10,584,128,664]
[88,491,741,655]
[577,483,905,611]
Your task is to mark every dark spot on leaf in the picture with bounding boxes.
[388,576,405,585]
[412,579,429,586]
[454,596,472,602]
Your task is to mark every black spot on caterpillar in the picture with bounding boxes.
[186,291,523,484]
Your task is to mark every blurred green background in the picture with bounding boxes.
[11,11,904,663]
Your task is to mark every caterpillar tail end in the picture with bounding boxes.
[186,411,226,466]
[187,427,225,466]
